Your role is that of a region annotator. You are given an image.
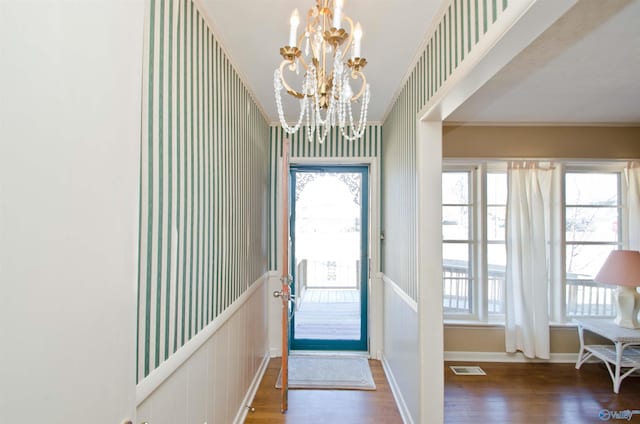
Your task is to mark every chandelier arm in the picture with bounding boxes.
[279,60,305,99]
[348,71,367,102]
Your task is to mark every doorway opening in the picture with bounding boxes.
[290,165,369,351]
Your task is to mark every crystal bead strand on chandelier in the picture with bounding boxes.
[274,0,371,143]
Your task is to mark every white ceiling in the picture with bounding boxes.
[200,0,640,126]
[447,0,640,124]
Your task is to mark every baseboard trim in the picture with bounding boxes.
[233,351,270,424]
[444,351,580,363]
[381,354,414,424]
[269,348,281,358]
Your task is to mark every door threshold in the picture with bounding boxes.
[289,350,370,358]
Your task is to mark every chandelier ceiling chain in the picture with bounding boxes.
[274,0,370,143]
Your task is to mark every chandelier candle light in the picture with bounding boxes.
[274,0,370,143]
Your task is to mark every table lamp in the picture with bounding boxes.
[594,250,640,329]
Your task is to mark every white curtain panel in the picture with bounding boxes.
[505,162,554,359]
[625,162,640,251]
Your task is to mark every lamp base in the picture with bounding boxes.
[613,285,640,329]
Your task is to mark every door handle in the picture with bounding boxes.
[273,289,296,300]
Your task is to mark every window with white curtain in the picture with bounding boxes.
[443,161,627,323]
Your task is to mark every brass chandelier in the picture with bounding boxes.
[274,0,370,143]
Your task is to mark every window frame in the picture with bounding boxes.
[442,162,507,323]
[443,160,629,325]
[442,166,477,320]
[559,163,626,321]
[484,169,507,319]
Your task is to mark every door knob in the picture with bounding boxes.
[273,290,292,300]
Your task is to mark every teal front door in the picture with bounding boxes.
[289,165,369,351]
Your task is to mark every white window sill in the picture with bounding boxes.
[444,319,580,329]
[444,319,504,327]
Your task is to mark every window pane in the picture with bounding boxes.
[443,243,472,313]
[487,243,506,314]
[487,173,507,205]
[565,173,618,205]
[565,207,619,242]
[566,244,616,280]
[443,172,469,204]
[443,206,470,240]
[487,206,506,241]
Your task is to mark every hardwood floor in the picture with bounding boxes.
[247,359,640,423]
[445,361,640,424]
[244,357,403,423]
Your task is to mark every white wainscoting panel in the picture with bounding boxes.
[187,346,208,423]
[136,276,269,424]
[383,276,419,424]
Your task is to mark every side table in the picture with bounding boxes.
[574,318,640,393]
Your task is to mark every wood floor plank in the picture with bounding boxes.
[247,359,640,423]
[244,358,403,424]
[444,361,640,424]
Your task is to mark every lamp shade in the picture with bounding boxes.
[594,250,640,287]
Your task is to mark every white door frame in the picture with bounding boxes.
[270,155,382,358]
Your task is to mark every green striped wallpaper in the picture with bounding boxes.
[138,0,269,382]
[382,0,511,300]
[268,125,382,270]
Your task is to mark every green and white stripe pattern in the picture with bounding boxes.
[382,0,511,300]
[138,0,269,382]
[267,125,382,270]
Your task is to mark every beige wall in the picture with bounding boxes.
[443,125,640,159]
[444,325,611,354]
[442,125,639,355]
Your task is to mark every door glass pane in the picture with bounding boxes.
[293,171,363,341]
